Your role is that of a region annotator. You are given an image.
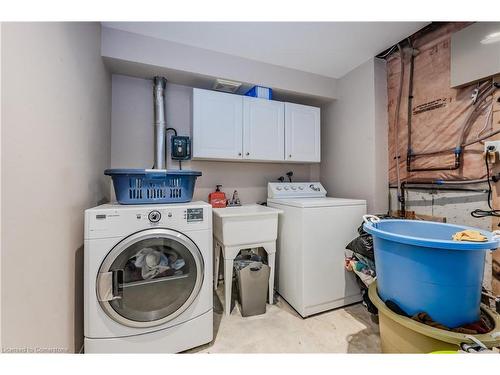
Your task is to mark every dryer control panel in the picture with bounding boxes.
[85,202,212,240]
[186,208,204,222]
[267,182,327,199]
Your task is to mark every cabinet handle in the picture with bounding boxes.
[289,154,292,158]
[246,152,250,156]
[238,152,242,156]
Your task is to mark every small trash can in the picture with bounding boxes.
[235,260,270,317]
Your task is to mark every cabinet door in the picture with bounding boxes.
[243,97,285,161]
[192,88,243,160]
[285,103,320,162]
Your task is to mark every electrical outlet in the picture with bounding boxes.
[484,141,500,153]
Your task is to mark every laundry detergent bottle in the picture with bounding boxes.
[208,184,227,208]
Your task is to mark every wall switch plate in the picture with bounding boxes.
[484,141,500,153]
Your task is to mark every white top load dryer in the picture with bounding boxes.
[267,182,366,317]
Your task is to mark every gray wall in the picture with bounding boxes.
[320,58,388,213]
[102,26,337,101]
[111,74,319,204]
[1,22,111,353]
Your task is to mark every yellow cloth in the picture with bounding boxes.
[452,230,487,242]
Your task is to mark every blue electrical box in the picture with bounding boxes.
[171,136,191,160]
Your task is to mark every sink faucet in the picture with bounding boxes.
[228,190,241,206]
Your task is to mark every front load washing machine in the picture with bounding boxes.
[84,201,213,353]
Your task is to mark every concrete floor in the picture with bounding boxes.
[187,286,381,353]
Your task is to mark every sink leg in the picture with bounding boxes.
[224,258,234,316]
[266,247,276,304]
[213,240,220,290]
[268,253,275,304]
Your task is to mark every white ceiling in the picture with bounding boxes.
[102,22,428,78]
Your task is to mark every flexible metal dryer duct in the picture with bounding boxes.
[153,76,167,169]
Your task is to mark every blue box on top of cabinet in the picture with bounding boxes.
[245,86,273,100]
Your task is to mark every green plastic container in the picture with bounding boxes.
[368,282,500,353]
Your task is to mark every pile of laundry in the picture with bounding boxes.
[125,247,186,281]
[384,298,494,335]
[344,257,375,287]
[344,219,380,314]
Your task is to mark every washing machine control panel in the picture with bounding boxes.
[267,182,327,199]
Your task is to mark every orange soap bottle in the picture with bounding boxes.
[208,184,227,208]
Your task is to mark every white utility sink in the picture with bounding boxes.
[212,204,283,247]
[213,204,283,315]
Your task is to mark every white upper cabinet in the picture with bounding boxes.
[192,88,243,160]
[285,103,321,162]
[192,88,320,163]
[243,97,285,161]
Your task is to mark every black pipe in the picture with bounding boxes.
[389,185,488,193]
[398,176,494,215]
[407,178,490,185]
[410,127,500,157]
[406,41,415,172]
[400,182,406,215]
[407,151,461,172]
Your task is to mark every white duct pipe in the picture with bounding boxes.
[153,76,167,169]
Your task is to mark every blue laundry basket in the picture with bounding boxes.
[363,217,499,328]
[105,169,201,204]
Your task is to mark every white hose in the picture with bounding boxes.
[492,230,500,240]
[476,101,493,140]
[464,335,487,350]
[363,215,381,225]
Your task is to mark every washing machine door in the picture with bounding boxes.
[96,228,204,328]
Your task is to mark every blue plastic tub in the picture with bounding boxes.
[105,169,201,205]
[363,219,499,328]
